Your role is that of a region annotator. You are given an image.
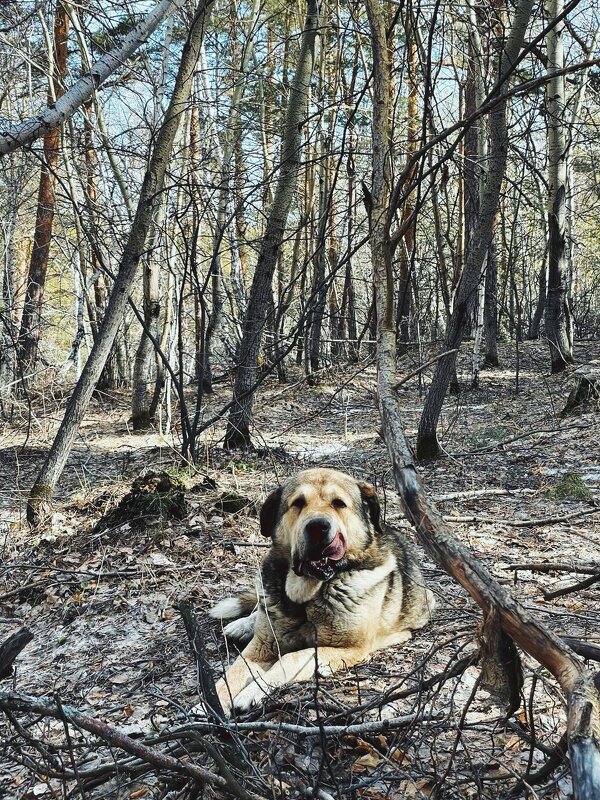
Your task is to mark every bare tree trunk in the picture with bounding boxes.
[131,17,175,428]
[545,0,574,373]
[483,236,500,366]
[27,0,213,527]
[223,0,319,450]
[416,0,535,459]
[397,20,418,350]
[17,2,69,378]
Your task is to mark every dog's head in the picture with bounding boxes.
[260,468,382,581]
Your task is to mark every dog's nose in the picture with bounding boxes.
[304,518,333,544]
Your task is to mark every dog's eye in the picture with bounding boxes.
[332,498,346,509]
[290,497,305,510]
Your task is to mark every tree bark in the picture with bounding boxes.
[545,0,574,373]
[223,0,319,450]
[27,0,213,528]
[483,236,500,366]
[416,0,535,459]
[16,2,69,378]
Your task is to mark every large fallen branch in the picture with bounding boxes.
[0,0,184,156]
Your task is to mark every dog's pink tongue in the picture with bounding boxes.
[322,532,345,560]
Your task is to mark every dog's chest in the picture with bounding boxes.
[306,560,396,642]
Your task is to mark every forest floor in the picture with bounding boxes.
[0,340,599,800]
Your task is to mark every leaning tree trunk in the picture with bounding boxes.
[365,3,600,795]
[223,0,319,450]
[0,0,186,156]
[17,2,69,379]
[545,0,574,373]
[416,0,535,460]
[27,0,213,528]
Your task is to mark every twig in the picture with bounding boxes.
[450,507,600,528]
[508,561,600,574]
[393,349,458,391]
[455,423,591,456]
[543,573,600,600]
[509,733,568,794]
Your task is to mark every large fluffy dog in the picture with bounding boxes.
[210,468,435,714]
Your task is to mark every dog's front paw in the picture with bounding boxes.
[232,680,269,714]
[190,693,232,719]
[214,678,234,717]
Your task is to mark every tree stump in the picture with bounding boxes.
[562,360,600,415]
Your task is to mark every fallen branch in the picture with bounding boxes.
[450,507,600,528]
[183,710,438,737]
[563,639,600,663]
[543,574,600,601]
[508,561,600,574]
[435,488,535,502]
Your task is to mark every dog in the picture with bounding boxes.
[210,467,436,714]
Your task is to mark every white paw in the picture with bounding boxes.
[223,613,256,643]
[233,680,270,713]
[214,678,234,717]
[190,694,232,718]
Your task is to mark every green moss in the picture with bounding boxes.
[213,491,250,514]
[548,472,592,501]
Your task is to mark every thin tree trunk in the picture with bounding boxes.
[416,0,535,459]
[545,0,574,373]
[131,18,176,428]
[397,21,418,349]
[483,236,499,366]
[17,2,69,378]
[224,0,319,450]
[27,0,213,527]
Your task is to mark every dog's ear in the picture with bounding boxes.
[358,481,382,533]
[259,487,283,538]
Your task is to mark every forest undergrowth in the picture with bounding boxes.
[0,341,599,800]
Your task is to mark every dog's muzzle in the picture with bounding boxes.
[293,517,346,580]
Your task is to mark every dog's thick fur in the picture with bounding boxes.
[210,468,435,713]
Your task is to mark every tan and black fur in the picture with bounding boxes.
[210,468,435,714]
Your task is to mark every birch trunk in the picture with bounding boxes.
[545,0,574,373]
[0,0,186,156]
